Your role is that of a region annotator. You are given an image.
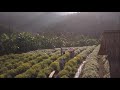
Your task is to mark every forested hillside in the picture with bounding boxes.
[0,32,99,55]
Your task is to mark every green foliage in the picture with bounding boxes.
[0,33,18,54]
[15,74,28,78]
[0,45,104,78]
[0,74,6,78]
[81,46,101,78]
[81,70,100,78]
[83,61,99,72]
[64,66,72,72]
[5,69,17,78]
[50,55,59,61]
[0,67,8,74]
[7,63,14,69]
[0,32,99,55]
[36,57,43,62]
[65,60,75,67]
[37,71,47,78]
[61,75,69,78]
[15,63,31,74]
[58,70,69,77]
[23,68,37,78]
[29,60,38,65]
[42,59,52,65]
[50,62,60,71]
[31,63,42,70]
[43,67,51,76]
[41,54,49,59]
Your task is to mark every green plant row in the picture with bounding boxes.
[58,45,96,78]
[0,51,50,75]
[15,51,61,78]
[37,46,88,78]
[0,50,58,78]
[80,45,101,78]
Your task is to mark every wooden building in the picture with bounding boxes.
[98,30,120,78]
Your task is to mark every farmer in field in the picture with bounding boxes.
[68,47,75,58]
[60,58,65,70]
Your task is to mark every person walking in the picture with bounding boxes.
[60,58,65,70]
[68,47,75,58]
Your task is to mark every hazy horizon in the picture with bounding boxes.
[0,12,120,34]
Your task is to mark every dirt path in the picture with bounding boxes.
[74,61,87,78]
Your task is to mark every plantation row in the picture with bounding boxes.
[0,49,60,78]
[0,45,110,78]
[57,46,96,78]
[80,45,110,78]
[36,46,90,78]
[15,46,88,78]
[80,45,101,78]
[0,46,87,78]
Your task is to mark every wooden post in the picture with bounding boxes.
[98,30,120,78]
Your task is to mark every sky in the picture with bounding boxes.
[0,12,79,30]
[0,12,120,34]
[56,12,79,15]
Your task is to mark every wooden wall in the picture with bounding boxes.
[98,30,120,78]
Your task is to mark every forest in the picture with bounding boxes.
[0,31,99,55]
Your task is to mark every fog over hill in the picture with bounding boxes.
[0,12,69,32]
[44,12,120,35]
[0,12,120,36]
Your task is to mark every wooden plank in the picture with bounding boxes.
[99,30,120,78]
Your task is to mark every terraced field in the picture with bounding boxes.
[0,45,110,78]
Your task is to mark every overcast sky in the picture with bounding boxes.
[0,12,78,30]
[0,12,120,33]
